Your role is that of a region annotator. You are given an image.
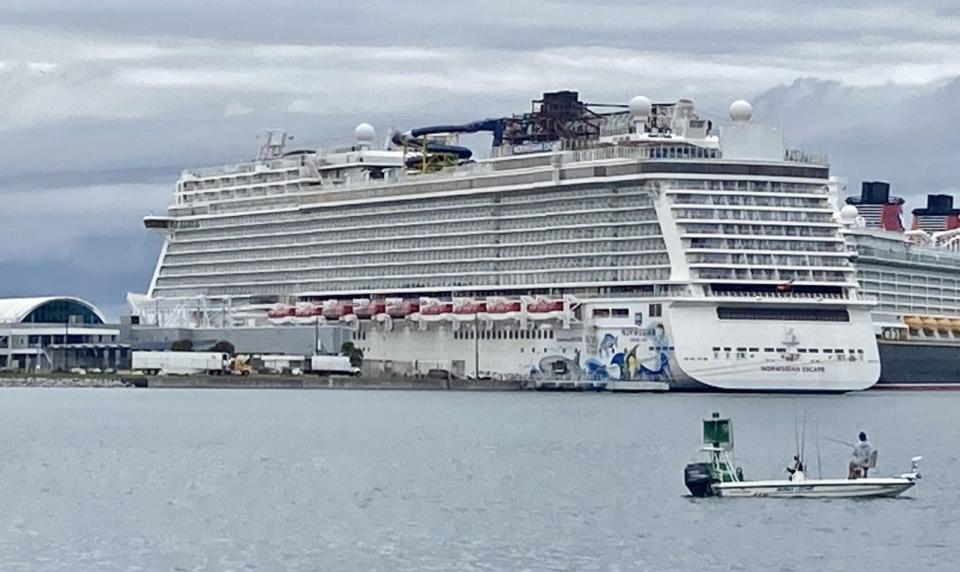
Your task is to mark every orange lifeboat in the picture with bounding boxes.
[353,300,373,319]
[354,300,387,319]
[454,301,487,315]
[420,301,453,316]
[294,303,320,318]
[322,301,354,319]
[528,299,563,313]
[386,299,419,318]
[488,300,522,314]
[903,315,923,329]
[420,300,453,321]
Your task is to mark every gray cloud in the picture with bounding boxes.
[755,76,960,201]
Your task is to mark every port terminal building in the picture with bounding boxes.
[0,296,126,372]
[119,317,351,356]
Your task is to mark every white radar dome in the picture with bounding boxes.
[729,100,753,122]
[629,95,652,117]
[839,204,859,223]
[354,122,376,144]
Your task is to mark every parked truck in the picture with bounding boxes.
[132,351,228,375]
[310,355,360,376]
[226,354,253,376]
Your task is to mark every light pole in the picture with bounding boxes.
[474,312,479,380]
[64,319,69,372]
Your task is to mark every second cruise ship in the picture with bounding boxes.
[133,91,881,391]
[842,182,960,386]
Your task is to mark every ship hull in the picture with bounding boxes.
[355,300,880,393]
[877,340,960,386]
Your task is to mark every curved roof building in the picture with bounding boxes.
[0,296,106,325]
[0,296,120,372]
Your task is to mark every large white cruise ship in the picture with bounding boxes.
[133,91,881,391]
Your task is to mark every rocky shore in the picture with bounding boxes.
[0,375,133,388]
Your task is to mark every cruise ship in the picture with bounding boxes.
[132,91,881,392]
[841,182,960,386]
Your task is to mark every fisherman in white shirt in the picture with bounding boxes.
[847,431,874,479]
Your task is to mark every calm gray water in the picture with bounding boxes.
[0,389,956,571]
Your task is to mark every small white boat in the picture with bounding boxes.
[684,413,922,499]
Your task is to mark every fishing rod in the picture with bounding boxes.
[822,436,855,448]
[800,410,807,466]
[815,422,823,479]
[793,403,801,463]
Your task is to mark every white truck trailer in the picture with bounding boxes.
[310,355,360,376]
[132,351,228,375]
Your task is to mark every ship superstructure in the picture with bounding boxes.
[133,91,881,391]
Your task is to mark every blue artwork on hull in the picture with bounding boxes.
[598,333,618,358]
[585,321,673,382]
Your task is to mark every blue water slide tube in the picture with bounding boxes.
[391,118,506,166]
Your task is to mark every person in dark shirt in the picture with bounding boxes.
[786,455,805,481]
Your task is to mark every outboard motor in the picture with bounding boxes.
[684,462,715,497]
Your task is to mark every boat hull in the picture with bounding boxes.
[713,477,915,498]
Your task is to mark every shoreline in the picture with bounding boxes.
[0,374,526,391]
[2,374,958,392]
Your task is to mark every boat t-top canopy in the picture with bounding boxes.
[703,411,734,451]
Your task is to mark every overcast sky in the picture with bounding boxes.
[1,1,958,317]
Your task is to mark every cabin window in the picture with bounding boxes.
[593,308,610,317]
[716,307,850,322]
[649,304,663,318]
[611,308,629,317]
